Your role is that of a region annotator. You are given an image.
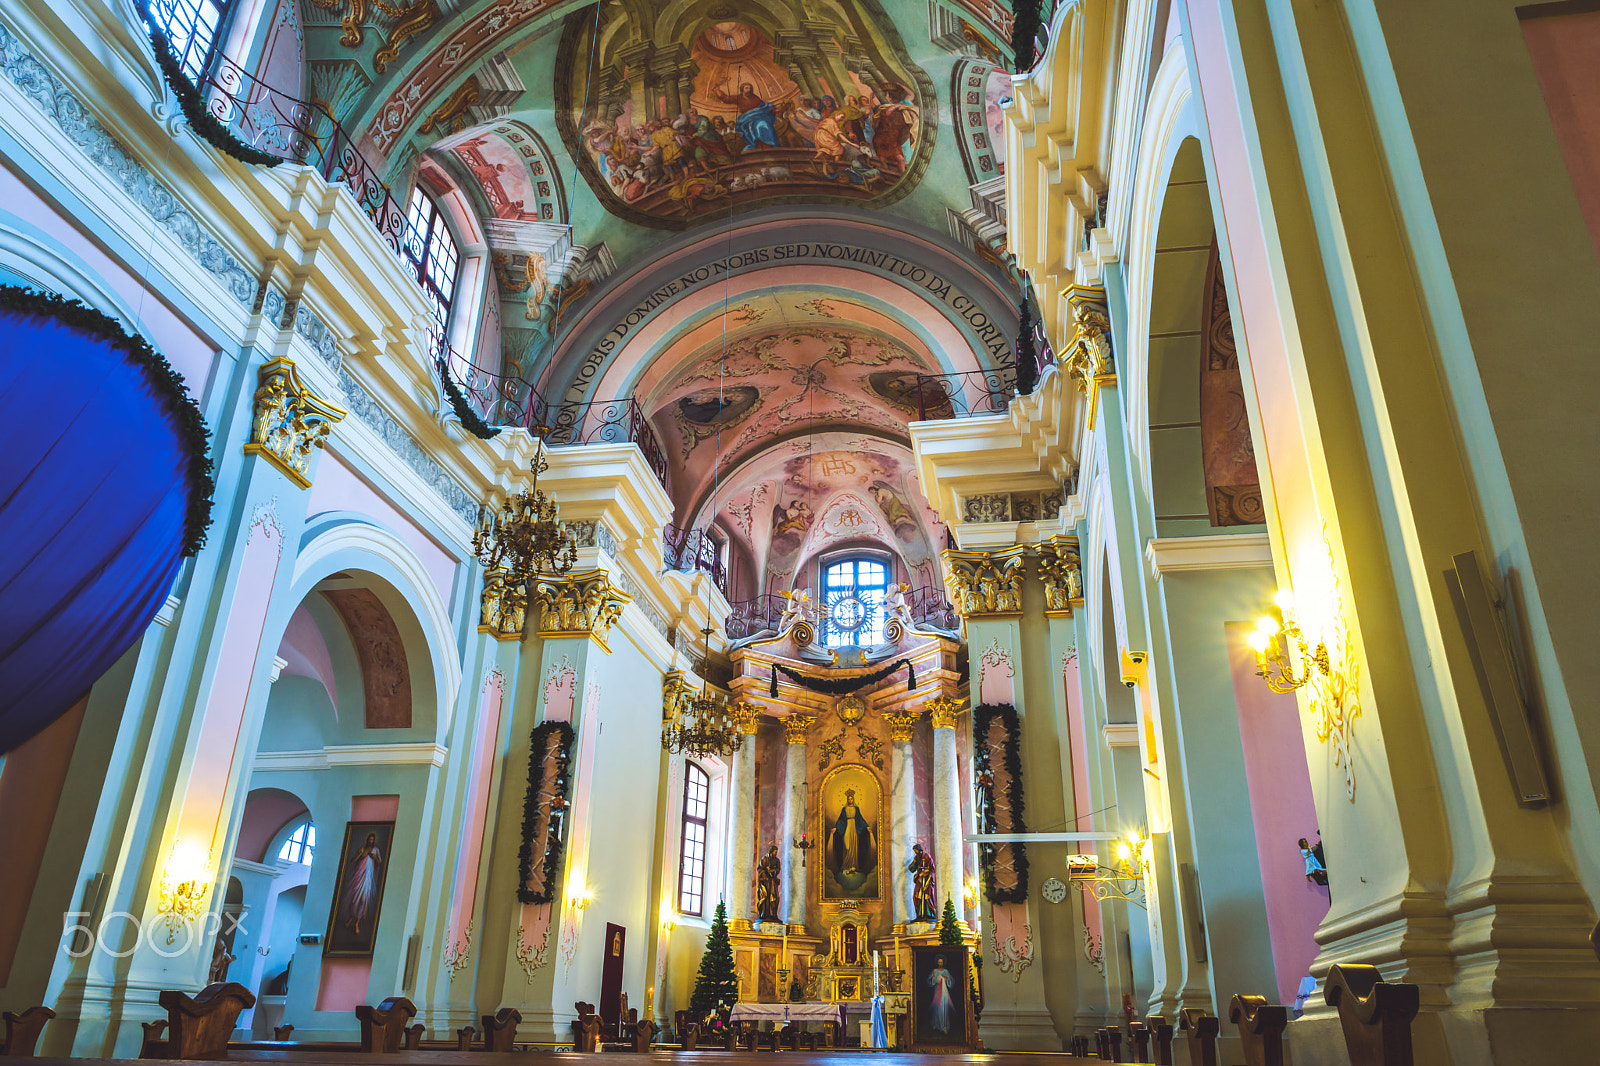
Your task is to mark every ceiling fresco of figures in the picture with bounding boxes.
[554,0,935,228]
[697,433,947,597]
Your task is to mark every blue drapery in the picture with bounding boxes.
[0,303,208,752]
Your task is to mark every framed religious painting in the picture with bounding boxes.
[908,945,975,1050]
[818,764,884,902]
[323,821,394,957]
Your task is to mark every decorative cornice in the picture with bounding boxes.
[533,568,632,651]
[244,357,346,489]
[882,706,922,743]
[1035,536,1083,616]
[1102,723,1141,749]
[942,546,1028,618]
[253,743,448,771]
[782,712,816,744]
[1144,533,1274,579]
[926,694,963,730]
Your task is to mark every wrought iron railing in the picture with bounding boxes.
[724,594,791,641]
[902,585,959,631]
[915,368,1015,420]
[663,524,728,594]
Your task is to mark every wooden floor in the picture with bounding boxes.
[31,1054,1156,1065]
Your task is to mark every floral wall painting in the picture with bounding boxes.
[324,821,394,957]
[555,0,936,228]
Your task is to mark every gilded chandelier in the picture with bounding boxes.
[472,439,577,581]
[661,626,742,758]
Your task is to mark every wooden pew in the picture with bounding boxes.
[355,998,418,1054]
[272,1025,295,1042]
[480,1008,520,1052]
[2,1007,54,1057]
[1129,1021,1149,1063]
[721,1023,737,1051]
[628,1017,655,1053]
[159,983,257,1060]
[1177,1008,1219,1066]
[1325,964,1420,1066]
[1069,1033,1088,1056]
[571,1003,602,1053]
[1146,1014,1174,1066]
[403,1026,424,1050]
[1229,995,1287,1066]
[1106,1026,1123,1062]
[139,1022,168,1059]
[455,1026,475,1052]
[673,1012,699,1050]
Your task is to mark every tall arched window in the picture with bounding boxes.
[678,762,710,915]
[148,0,232,80]
[403,188,460,333]
[822,555,890,647]
[276,821,315,865]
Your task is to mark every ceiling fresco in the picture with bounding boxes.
[554,0,936,228]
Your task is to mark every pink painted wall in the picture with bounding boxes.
[181,512,281,848]
[307,452,459,606]
[1521,11,1600,258]
[1225,623,1325,1004]
[277,604,339,717]
[255,0,302,103]
[315,794,400,1011]
[1061,653,1102,941]
[0,165,218,400]
[235,787,310,863]
[446,671,505,940]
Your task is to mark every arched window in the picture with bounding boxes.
[822,555,890,647]
[277,821,316,865]
[402,188,460,333]
[148,0,232,80]
[677,762,710,915]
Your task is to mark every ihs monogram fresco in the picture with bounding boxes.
[555,0,937,227]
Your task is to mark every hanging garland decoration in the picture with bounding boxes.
[974,702,1029,903]
[437,357,502,439]
[1014,294,1038,396]
[516,720,575,905]
[1011,0,1042,73]
[769,658,916,698]
[0,286,214,555]
[136,0,284,168]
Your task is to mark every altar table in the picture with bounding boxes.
[727,1002,845,1027]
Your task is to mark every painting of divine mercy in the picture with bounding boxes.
[556,0,934,228]
[820,764,881,900]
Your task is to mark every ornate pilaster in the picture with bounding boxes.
[729,702,760,921]
[477,566,529,642]
[928,695,965,925]
[532,569,631,651]
[243,357,345,489]
[1035,537,1084,616]
[781,714,813,926]
[942,548,1027,618]
[1062,285,1114,427]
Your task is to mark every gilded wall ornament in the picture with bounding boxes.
[817,731,845,770]
[309,0,441,73]
[836,693,866,726]
[926,695,963,730]
[1035,537,1084,615]
[942,547,1027,617]
[533,569,630,650]
[731,700,762,736]
[782,712,816,744]
[881,706,921,743]
[478,566,529,641]
[1062,285,1113,391]
[243,357,346,489]
[856,733,884,770]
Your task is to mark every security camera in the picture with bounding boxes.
[1119,649,1147,688]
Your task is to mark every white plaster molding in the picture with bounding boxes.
[268,655,289,683]
[253,743,448,772]
[230,857,288,877]
[155,594,182,627]
[1144,534,1274,580]
[1102,723,1141,749]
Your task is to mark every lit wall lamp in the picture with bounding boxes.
[963,878,980,909]
[571,887,593,910]
[157,841,213,941]
[1069,833,1149,908]
[1249,591,1329,693]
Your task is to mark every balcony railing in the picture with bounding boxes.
[901,585,959,632]
[915,368,1015,420]
[663,524,728,594]
[724,594,791,641]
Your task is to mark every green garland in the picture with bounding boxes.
[770,657,915,697]
[0,285,214,556]
[516,720,575,905]
[437,358,501,439]
[136,1,284,168]
[974,702,1029,904]
[1012,0,1042,72]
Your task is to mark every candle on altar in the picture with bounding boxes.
[645,986,654,1022]
[782,928,789,969]
[873,950,880,996]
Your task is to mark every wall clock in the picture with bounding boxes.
[1041,876,1068,904]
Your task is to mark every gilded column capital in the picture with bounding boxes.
[882,706,922,743]
[243,357,346,489]
[941,547,1027,618]
[478,566,530,642]
[731,700,762,736]
[926,695,963,730]
[782,712,816,744]
[1036,537,1084,616]
[532,568,632,651]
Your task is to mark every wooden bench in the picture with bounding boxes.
[1178,1007,1219,1066]
[1325,964,1420,1066]
[480,1008,520,1053]
[571,1003,601,1053]
[454,1027,475,1052]
[156,983,257,1060]
[1068,1033,1088,1056]
[1146,1014,1174,1066]
[355,998,418,1054]
[1229,995,1287,1066]
[272,1025,295,1042]
[2,1007,54,1057]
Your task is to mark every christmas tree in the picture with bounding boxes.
[689,899,741,1021]
[939,896,963,946]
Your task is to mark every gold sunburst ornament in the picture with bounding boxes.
[473,431,578,581]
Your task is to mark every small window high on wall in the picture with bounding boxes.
[678,762,709,916]
[822,556,889,647]
[403,188,460,334]
[148,0,231,80]
[277,821,315,865]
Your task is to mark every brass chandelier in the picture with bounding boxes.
[472,435,577,581]
[662,625,742,758]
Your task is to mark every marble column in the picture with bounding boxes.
[885,707,922,925]
[728,716,759,921]
[781,713,814,926]
[929,696,964,920]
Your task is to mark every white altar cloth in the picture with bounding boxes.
[728,1002,845,1026]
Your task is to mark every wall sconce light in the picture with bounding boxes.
[661,919,677,933]
[571,887,593,910]
[157,840,213,941]
[1071,833,1148,908]
[1250,591,1329,694]
[963,879,980,909]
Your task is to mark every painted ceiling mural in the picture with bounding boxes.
[553,0,937,227]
